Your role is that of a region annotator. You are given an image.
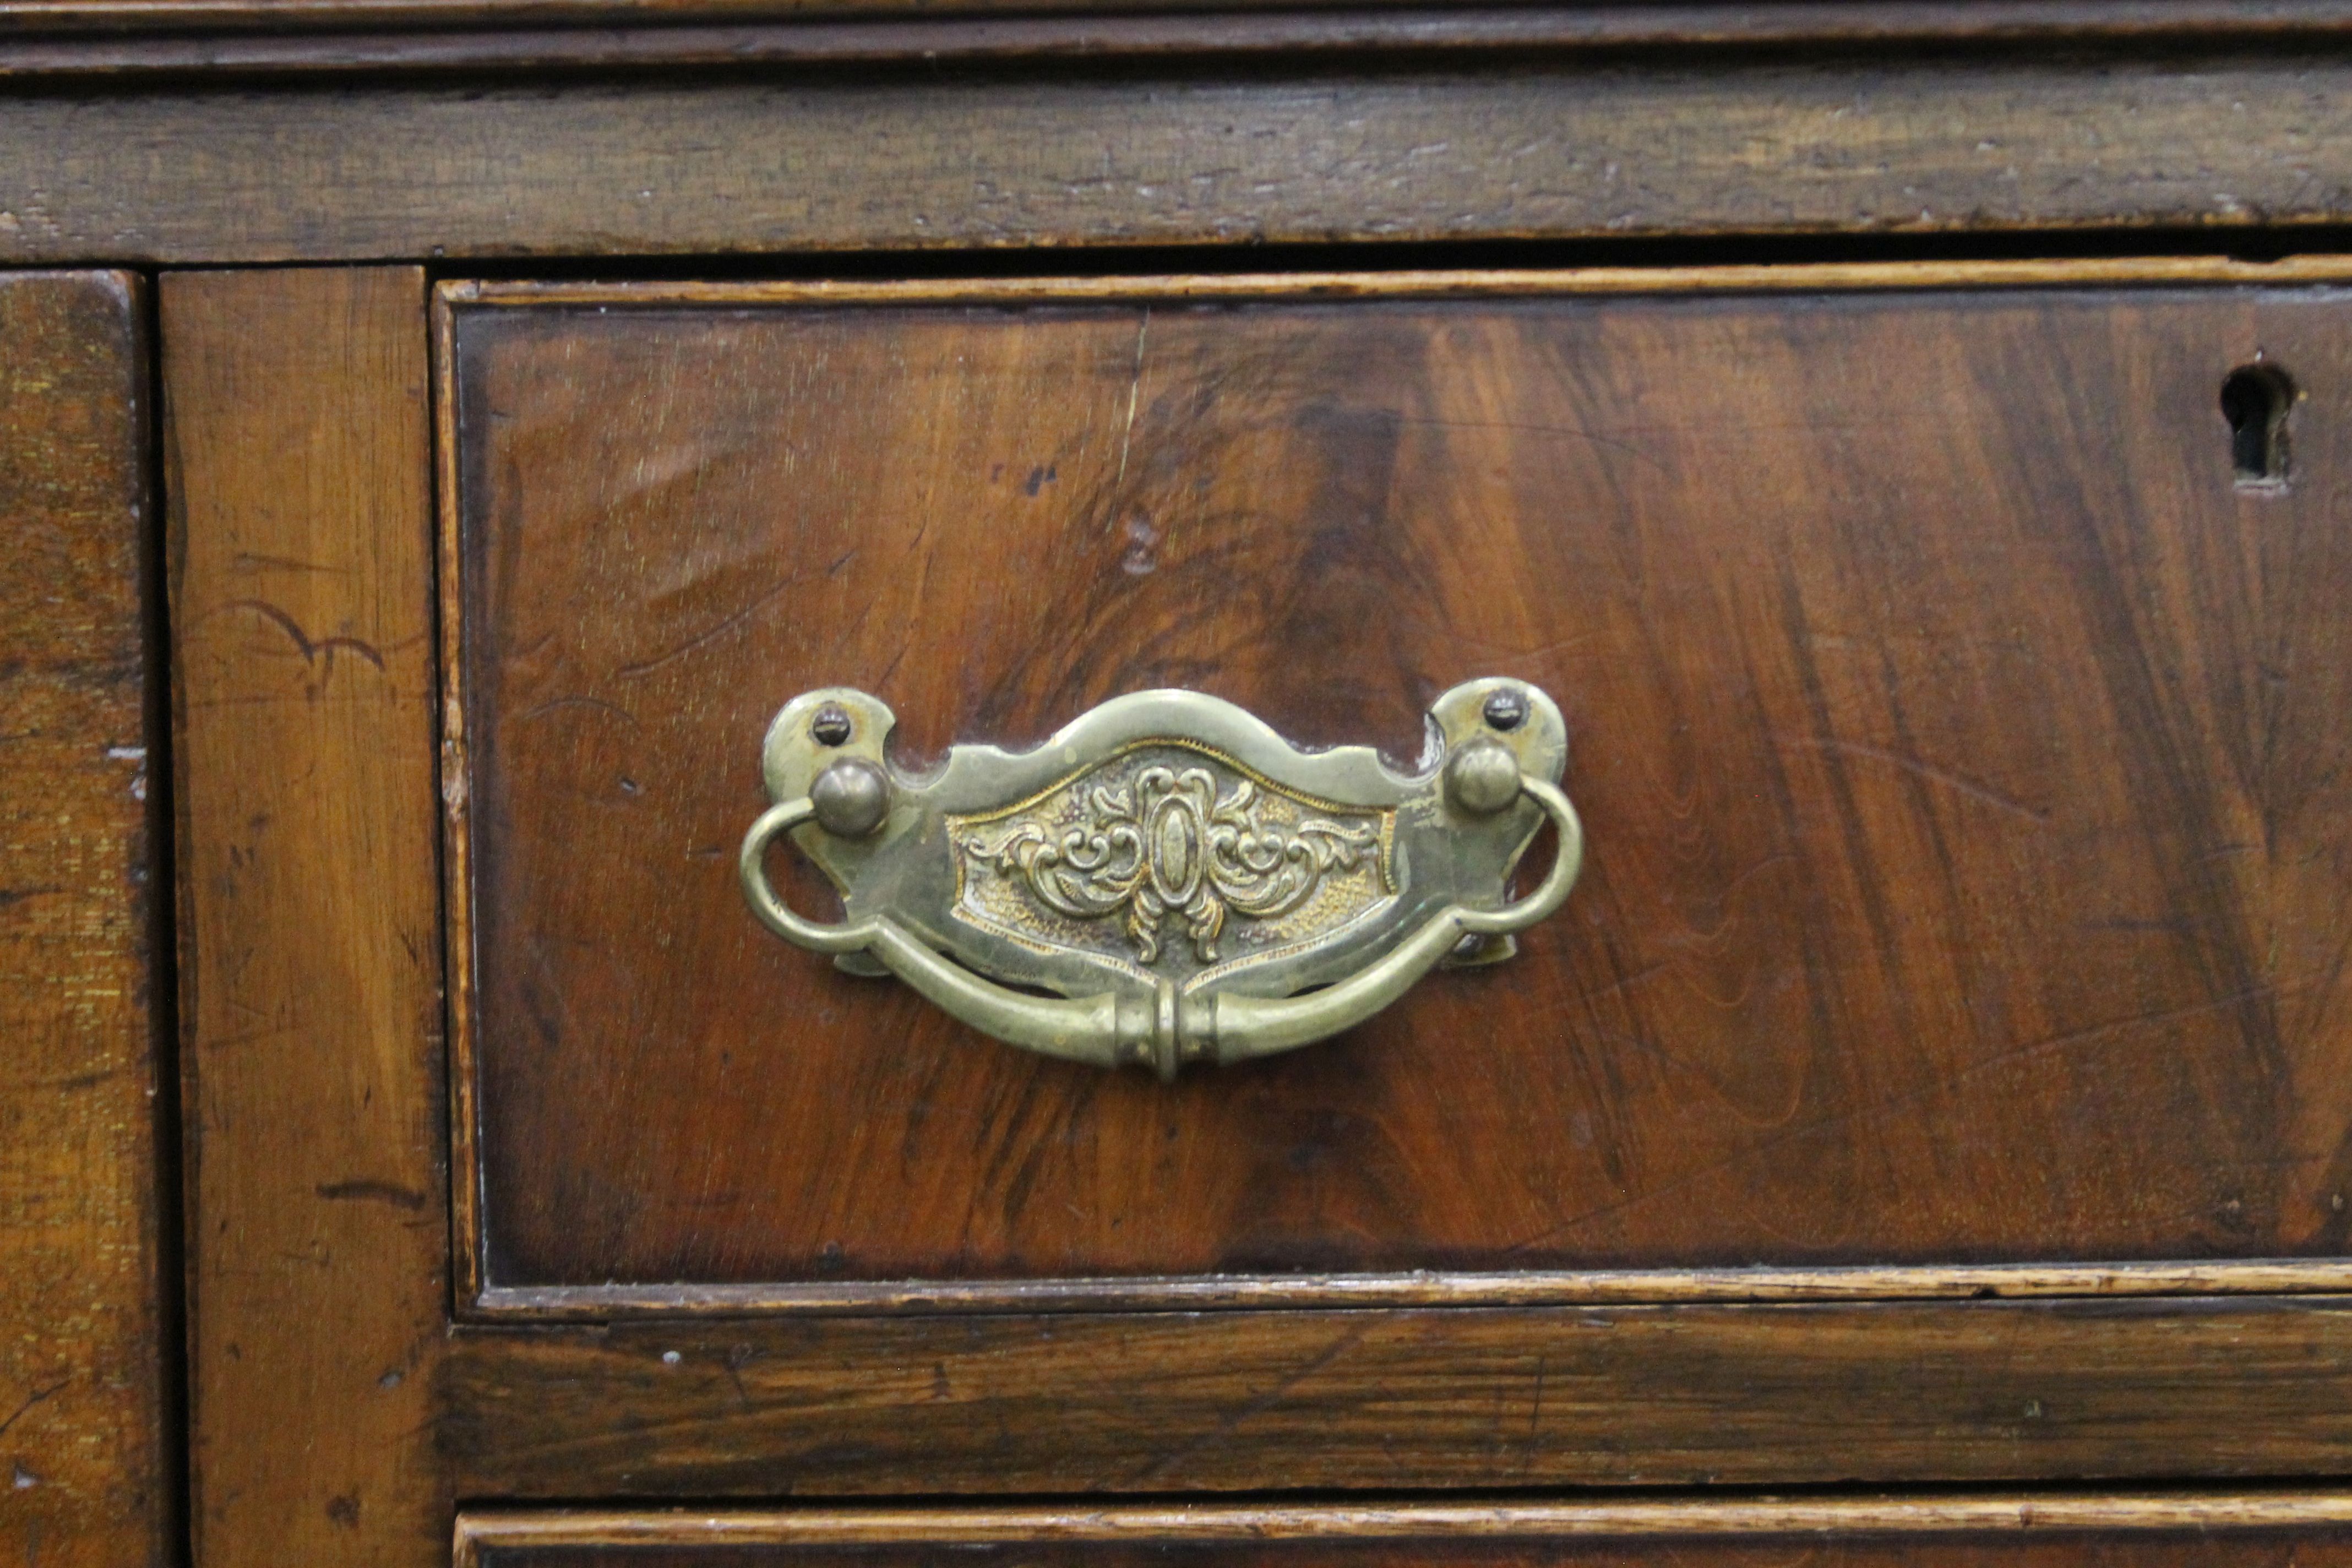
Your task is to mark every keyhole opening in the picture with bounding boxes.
[2220,363,2294,487]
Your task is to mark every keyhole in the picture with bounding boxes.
[2219,363,2294,487]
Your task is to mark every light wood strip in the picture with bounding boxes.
[445,255,2352,310]
[165,266,448,1567]
[455,1491,2352,1555]
[469,1260,2352,1319]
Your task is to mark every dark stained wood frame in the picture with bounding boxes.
[14,0,2352,45]
[9,1,2352,75]
[14,46,2352,265]
[440,253,2352,1321]
[453,1494,2352,1564]
[443,1293,2352,1495]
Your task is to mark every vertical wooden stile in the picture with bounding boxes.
[163,268,448,1565]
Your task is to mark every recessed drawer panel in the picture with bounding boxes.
[438,268,2352,1315]
[456,1498,2352,1567]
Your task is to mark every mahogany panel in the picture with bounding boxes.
[0,271,169,1566]
[444,270,2352,1302]
[165,268,450,1564]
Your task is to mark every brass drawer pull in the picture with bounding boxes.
[739,680,1581,1079]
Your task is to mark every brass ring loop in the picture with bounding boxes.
[1453,775,1584,938]
[737,798,880,955]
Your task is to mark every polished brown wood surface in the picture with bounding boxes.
[454,1495,2352,1568]
[165,268,450,1564]
[0,271,168,1566]
[445,270,2352,1303]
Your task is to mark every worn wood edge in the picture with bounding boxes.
[443,249,2352,1325]
[15,1,2352,78]
[436,280,486,1313]
[160,274,204,1568]
[465,1261,2352,1319]
[450,1494,2352,1554]
[439,257,2352,316]
[122,266,177,1568]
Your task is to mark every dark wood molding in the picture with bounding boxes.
[8,1,2352,78]
[443,1297,2352,1497]
[12,54,2352,265]
[6,0,2352,43]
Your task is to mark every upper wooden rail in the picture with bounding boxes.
[5,0,2352,70]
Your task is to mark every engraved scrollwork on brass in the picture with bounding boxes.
[954,752,1390,967]
[739,680,1583,1080]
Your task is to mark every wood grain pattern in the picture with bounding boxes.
[12,2,2352,79]
[453,1494,2352,1566]
[0,0,1549,33]
[164,268,448,1566]
[15,0,2352,48]
[0,271,168,1567]
[441,1295,2352,1495]
[445,271,2352,1303]
[12,53,2352,263]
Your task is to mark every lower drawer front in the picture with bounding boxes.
[457,1499,2352,1568]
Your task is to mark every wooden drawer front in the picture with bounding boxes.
[458,1499,2352,1567]
[439,269,2352,1315]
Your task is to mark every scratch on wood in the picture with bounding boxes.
[612,549,854,682]
[512,695,640,728]
[213,597,388,673]
[1779,735,2051,824]
[1503,978,2312,1256]
[0,1379,68,1441]
[1130,1319,1370,1484]
[1114,308,1149,491]
[314,1180,429,1211]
